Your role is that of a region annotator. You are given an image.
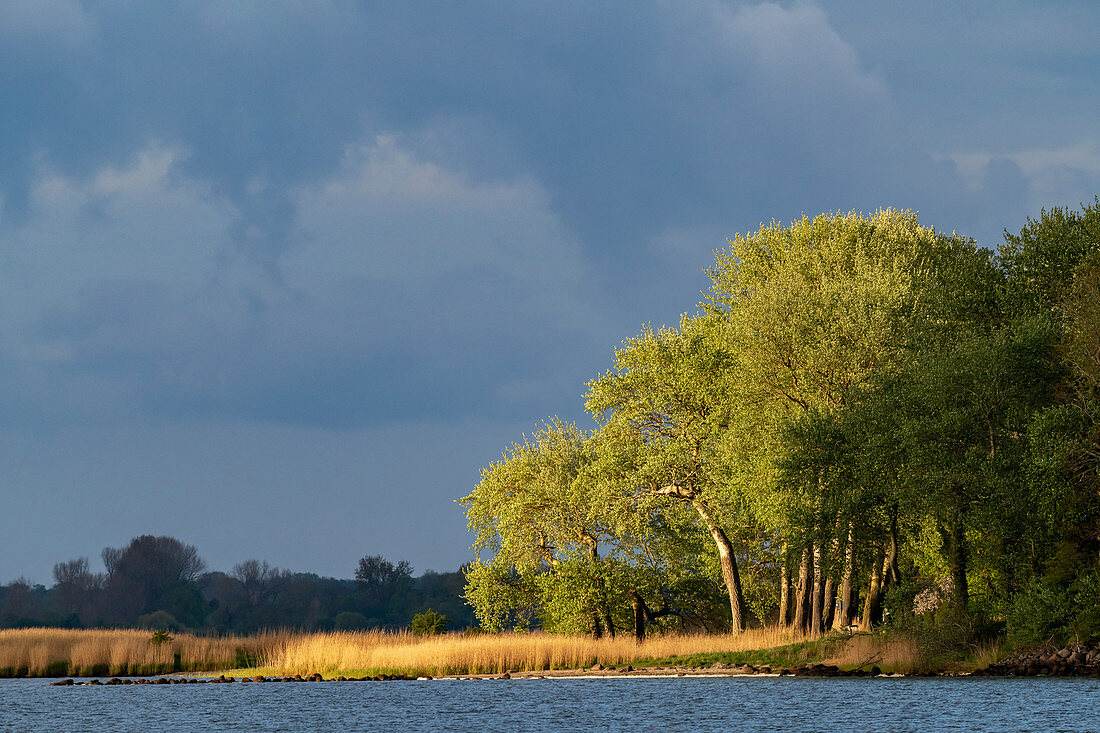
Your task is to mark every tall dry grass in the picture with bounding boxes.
[7,626,919,678]
[823,633,921,673]
[268,627,804,677]
[0,628,290,677]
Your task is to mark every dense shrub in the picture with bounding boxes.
[411,609,450,636]
[1007,570,1100,646]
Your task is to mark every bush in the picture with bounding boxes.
[233,646,258,669]
[411,609,450,636]
[138,610,181,632]
[44,660,70,677]
[148,629,174,646]
[1007,570,1100,646]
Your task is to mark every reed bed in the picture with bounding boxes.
[0,628,290,677]
[5,625,922,679]
[268,627,805,677]
[823,633,921,674]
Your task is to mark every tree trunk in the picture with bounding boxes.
[631,591,646,642]
[793,545,812,632]
[778,550,791,629]
[821,516,845,630]
[882,507,901,594]
[822,574,837,631]
[810,539,825,636]
[947,519,969,607]
[630,589,674,642]
[859,545,885,632]
[693,500,747,632]
[591,613,603,639]
[588,542,614,638]
[833,523,856,630]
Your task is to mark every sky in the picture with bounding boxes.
[2,0,1099,585]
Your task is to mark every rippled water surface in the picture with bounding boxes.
[2,676,1099,732]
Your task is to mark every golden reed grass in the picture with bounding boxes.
[3,625,932,678]
[0,628,290,677]
[823,633,921,673]
[268,627,804,677]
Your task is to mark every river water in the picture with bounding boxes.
[2,676,1098,732]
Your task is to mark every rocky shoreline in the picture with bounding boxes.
[972,644,1100,678]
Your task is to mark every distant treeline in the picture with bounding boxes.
[463,202,1100,648]
[0,535,475,633]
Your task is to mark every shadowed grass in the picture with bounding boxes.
[0,628,290,677]
[638,633,927,674]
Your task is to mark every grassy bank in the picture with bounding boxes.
[3,626,984,679]
[632,633,925,674]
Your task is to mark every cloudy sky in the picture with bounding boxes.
[2,0,1098,584]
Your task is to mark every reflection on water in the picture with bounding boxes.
[2,676,1098,732]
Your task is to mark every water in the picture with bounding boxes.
[2,676,1099,732]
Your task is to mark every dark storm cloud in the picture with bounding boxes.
[2,0,1099,581]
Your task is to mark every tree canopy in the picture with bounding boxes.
[462,204,1100,647]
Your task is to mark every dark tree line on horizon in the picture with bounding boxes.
[463,201,1100,649]
[0,535,475,634]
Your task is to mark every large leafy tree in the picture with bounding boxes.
[996,200,1100,640]
[461,421,626,635]
[703,209,990,632]
[587,315,759,632]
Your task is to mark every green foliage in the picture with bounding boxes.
[456,201,1100,652]
[462,562,542,632]
[410,609,450,636]
[148,629,173,646]
[1006,565,1100,646]
[44,660,70,677]
[999,197,1100,314]
[232,646,259,668]
[634,637,844,671]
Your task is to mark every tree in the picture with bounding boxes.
[587,316,756,632]
[354,555,413,624]
[52,557,103,620]
[704,209,990,631]
[462,419,719,637]
[462,421,623,635]
[997,200,1100,642]
[101,535,206,626]
[411,609,451,636]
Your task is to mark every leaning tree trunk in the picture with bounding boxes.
[630,589,674,642]
[657,484,747,633]
[693,500,747,633]
[822,572,837,632]
[879,508,901,607]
